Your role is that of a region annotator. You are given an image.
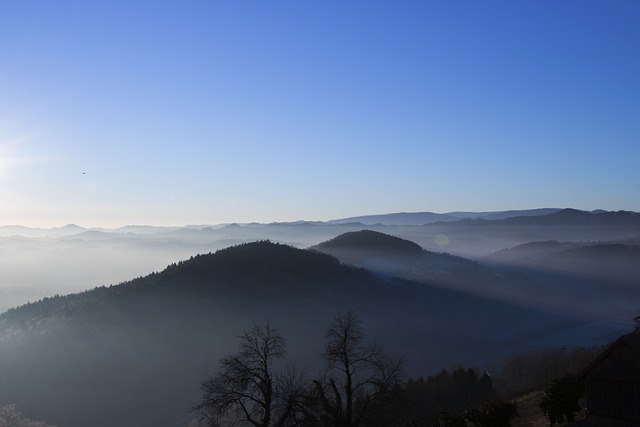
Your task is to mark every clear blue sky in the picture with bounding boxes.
[1,1,638,227]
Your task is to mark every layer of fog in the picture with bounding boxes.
[1,212,639,427]
[1,212,639,318]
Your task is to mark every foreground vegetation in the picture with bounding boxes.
[192,312,599,427]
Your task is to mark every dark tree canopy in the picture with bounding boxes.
[464,400,519,427]
[539,374,583,425]
[401,367,495,426]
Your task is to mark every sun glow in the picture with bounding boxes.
[0,123,45,181]
[0,125,44,223]
[0,145,13,183]
[0,142,20,209]
[0,140,21,183]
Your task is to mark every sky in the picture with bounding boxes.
[1,1,639,228]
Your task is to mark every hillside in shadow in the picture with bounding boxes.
[0,241,568,427]
[312,230,640,341]
[311,230,549,312]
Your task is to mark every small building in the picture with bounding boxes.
[576,330,640,426]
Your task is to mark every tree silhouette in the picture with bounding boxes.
[311,311,403,427]
[539,374,583,425]
[194,321,298,427]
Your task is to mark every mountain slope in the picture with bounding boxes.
[311,230,546,309]
[0,241,568,427]
[312,230,640,328]
[485,241,640,286]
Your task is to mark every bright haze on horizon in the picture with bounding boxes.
[0,1,639,228]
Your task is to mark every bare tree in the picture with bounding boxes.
[273,364,313,427]
[194,321,293,427]
[312,311,403,427]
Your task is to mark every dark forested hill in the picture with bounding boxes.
[314,229,424,255]
[0,241,571,427]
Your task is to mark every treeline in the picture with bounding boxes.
[397,368,500,426]
[496,345,603,397]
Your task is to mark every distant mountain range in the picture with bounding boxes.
[327,211,460,225]
[3,208,636,237]
[447,208,567,220]
[327,208,569,225]
[452,208,640,226]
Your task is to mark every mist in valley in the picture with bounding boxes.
[4,208,638,315]
[1,209,639,425]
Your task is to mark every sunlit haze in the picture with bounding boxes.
[2,5,640,425]
[1,1,639,228]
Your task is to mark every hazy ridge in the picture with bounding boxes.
[2,208,639,312]
[1,208,639,425]
[0,240,573,427]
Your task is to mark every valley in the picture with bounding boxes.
[0,209,639,426]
